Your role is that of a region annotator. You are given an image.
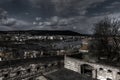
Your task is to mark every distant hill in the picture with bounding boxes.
[0,30,92,36]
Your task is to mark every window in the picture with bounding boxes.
[117,72,120,75]
[108,70,112,73]
[4,74,8,78]
[37,66,40,70]
[99,68,103,71]
[107,78,112,80]
[17,71,21,75]
[27,69,31,73]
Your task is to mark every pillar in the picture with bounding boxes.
[113,71,117,80]
[79,65,81,74]
[92,69,97,79]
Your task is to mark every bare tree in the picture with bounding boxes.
[89,17,120,62]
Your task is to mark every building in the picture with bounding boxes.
[64,55,120,80]
[0,30,91,61]
[0,56,64,80]
[79,38,89,53]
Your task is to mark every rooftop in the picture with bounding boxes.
[45,68,98,80]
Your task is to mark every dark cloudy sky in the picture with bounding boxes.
[0,0,120,34]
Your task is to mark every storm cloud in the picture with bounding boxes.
[0,0,120,34]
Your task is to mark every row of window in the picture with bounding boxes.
[99,68,120,75]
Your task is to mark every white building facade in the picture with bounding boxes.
[64,56,120,80]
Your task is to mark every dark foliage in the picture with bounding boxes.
[89,17,120,62]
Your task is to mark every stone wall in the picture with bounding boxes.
[64,56,120,80]
[0,60,64,80]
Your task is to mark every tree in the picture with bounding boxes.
[89,17,120,62]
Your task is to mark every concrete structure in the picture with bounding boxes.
[64,56,120,80]
[0,56,64,80]
[0,61,63,80]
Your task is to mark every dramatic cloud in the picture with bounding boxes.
[0,18,32,31]
[0,0,120,34]
[105,1,120,9]
[29,0,106,16]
